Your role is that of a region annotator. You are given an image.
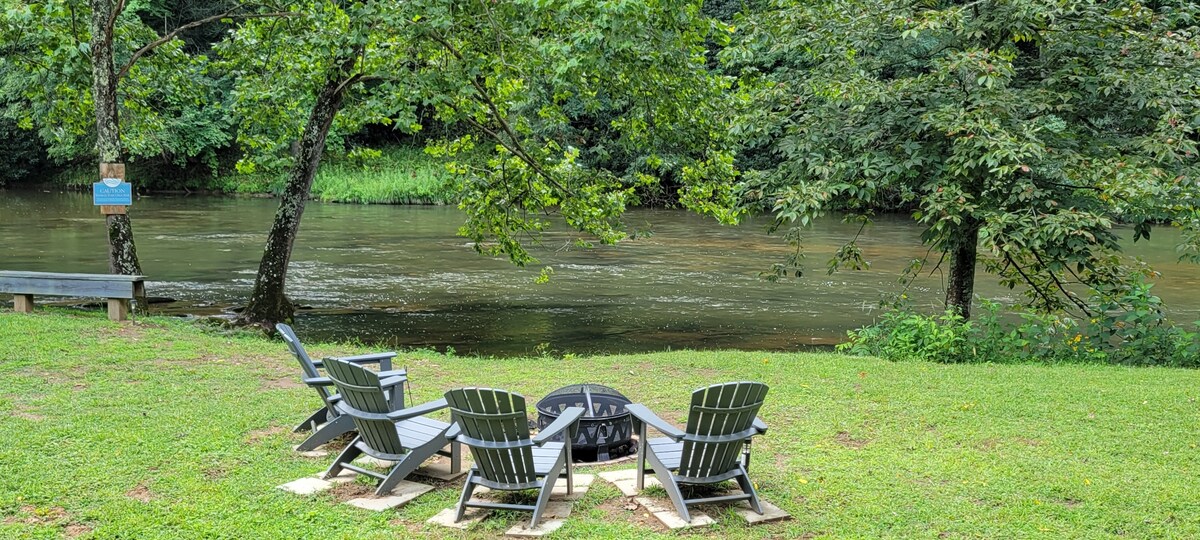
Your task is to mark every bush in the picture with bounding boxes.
[840,281,1200,367]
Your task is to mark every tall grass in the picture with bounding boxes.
[42,145,459,205]
[310,146,458,205]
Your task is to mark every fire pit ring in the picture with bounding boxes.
[536,383,635,462]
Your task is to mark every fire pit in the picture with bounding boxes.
[536,383,635,462]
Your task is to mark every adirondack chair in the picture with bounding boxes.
[444,388,585,528]
[321,357,460,496]
[277,323,409,451]
[627,381,770,523]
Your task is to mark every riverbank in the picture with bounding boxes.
[2,310,1197,538]
[43,146,458,205]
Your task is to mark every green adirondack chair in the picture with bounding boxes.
[276,323,408,451]
[444,388,585,528]
[322,357,460,496]
[627,381,770,523]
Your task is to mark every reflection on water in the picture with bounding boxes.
[2,191,1198,356]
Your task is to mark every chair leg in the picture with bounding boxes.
[530,453,566,528]
[296,415,353,451]
[647,449,690,523]
[450,441,462,474]
[455,470,478,522]
[323,436,363,479]
[636,423,648,490]
[293,408,328,433]
[375,439,437,496]
[735,466,763,514]
[565,442,574,495]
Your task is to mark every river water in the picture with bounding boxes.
[3,191,1198,355]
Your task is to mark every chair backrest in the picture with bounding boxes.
[678,381,768,479]
[276,323,336,404]
[324,358,405,454]
[445,388,537,489]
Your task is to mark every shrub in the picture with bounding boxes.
[840,282,1200,367]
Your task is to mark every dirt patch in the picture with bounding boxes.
[64,523,94,538]
[834,431,869,449]
[4,505,69,525]
[203,465,228,480]
[1016,437,1042,447]
[10,404,45,421]
[1060,498,1082,509]
[126,483,156,502]
[246,425,287,444]
[595,496,668,533]
[260,377,302,390]
[976,438,1001,451]
[329,481,375,501]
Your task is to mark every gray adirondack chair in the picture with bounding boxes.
[444,388,585,528]
[277,323,408,451]
[627,381,770,523]
[321,357,460,496]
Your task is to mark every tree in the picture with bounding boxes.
[1,1,279,274]
[728,0,1200,318]
[226,0,737,328]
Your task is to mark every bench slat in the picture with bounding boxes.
[0,277,137,299]
[0,271,145,282]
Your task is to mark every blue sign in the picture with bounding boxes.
[93,178,132,206]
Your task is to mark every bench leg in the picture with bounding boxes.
[13,294,34,313]
[107,298,130,321]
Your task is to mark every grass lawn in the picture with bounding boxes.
[1,311,1198,539]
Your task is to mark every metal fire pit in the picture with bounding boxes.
[536,383,635,462]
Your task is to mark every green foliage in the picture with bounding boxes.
[0,117,50,185]
[309,146,459,204]
[842,285,1200,367]
[727,0,1200,314]
[0,1,233,166]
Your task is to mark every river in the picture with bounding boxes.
[3,191,1198,356]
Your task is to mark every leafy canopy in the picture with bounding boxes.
[727,0,1200,314]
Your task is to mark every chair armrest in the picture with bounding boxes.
[335,352,396,371]
[301,376,333,387]
[533,406,584,446]
[626,404,685,442]
[378,369,408,379]
[387,398,448,421]
[445,423,461,441]
[379,375,408,389]
[753,417,767,435]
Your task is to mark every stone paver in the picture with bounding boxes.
[276,477,332,496]
[317,470,358,484]
[294,443,331,458]
[504,519,565,537]
[634,496,714,529]
[344,481,433,511]
[734,499,792,524]
[550,473,595,500]
[356,456,395,469]
[415,457,466,481]
[597,469,659,497]
[426,507,490,530]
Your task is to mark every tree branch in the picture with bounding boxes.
[117,10,294,81]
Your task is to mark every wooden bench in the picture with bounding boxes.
[0,271,146,321]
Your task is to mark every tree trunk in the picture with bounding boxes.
[90,0,142,276]
[945,217,980,319]
[237,56,359,329]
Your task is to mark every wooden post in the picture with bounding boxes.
[13,294,34,313]
[107,298,130,321]
[99,163,127,216]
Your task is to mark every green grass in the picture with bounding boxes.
[308,146,457,205]
[2,311,1198,539]
[45,146,458,205]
